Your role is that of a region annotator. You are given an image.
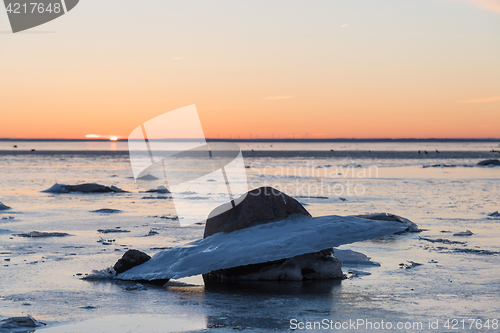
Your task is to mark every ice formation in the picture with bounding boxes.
[0,202,11,210]
[118,214,413,282]
[42,183,127,193]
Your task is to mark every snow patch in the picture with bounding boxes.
[334,249,380,266]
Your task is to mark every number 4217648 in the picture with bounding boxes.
[6,2,62,14]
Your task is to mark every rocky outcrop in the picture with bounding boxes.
[203,187,341,283]
[0,202,11,210]
[42,183,127,193]
[204,187,311,238]
[477,159,500,166]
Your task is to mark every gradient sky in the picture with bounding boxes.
[1,0,499,139]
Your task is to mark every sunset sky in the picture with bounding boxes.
[1,0,499,139]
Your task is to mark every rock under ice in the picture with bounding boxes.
[117,214,415,282]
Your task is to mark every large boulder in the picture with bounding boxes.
[204,187,311,238]
[113,250,169,286]
[478,159,500,166]
[203,187,342,283]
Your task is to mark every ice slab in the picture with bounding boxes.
[334,249,380,266]
[42,183,127,193]
[118,214,411,281]
[37,314,205,333]
[0,202,11,211]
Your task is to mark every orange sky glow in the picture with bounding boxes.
[1,0,499,139]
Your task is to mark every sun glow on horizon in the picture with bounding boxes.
[85,134,120,141]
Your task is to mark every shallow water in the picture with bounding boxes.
[1,141,499,332]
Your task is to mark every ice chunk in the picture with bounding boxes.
[97,229,130,234]
[91,209,123,214]
[353,213,421,233]
[15,231,70,238]
[0,202,11,210]
[0,314,45,329]
[477,159,500,166]
[453,230,473,236]
[140,186,170,194]
[42,183,127,193]
[118,214,412,281]
[334,249,380,266]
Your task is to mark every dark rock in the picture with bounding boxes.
[42,183,127,193]
[91,209,123,214]
[203,187,341,283]
[145,230,158,236]
[141,196,170,200]
[477,159,500,166]
[140,186,170,193]
[423,164,457,168]
[400,261,422,269]
[97,229,130,234]
[113,249,151,274]
[419,237,466,245]
[203,187,311,238]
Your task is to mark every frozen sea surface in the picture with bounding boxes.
[1,141,499,332]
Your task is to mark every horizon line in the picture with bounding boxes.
[1,138,500,142]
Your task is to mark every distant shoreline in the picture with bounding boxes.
[1,138,500,143]
[0,150,497,159]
